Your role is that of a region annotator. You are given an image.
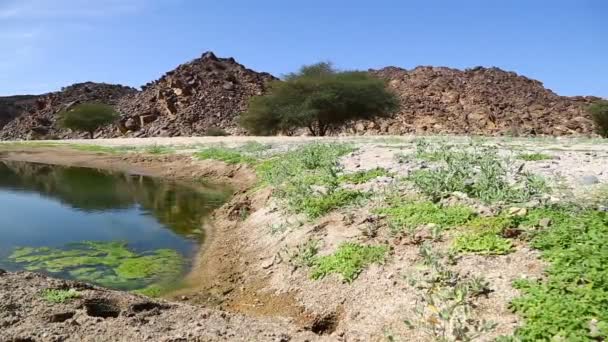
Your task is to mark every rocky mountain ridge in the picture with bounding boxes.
[0,53,601,139]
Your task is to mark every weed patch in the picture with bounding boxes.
[256,144,362,218]
[375,199,474,234]
[42,289,81,303]
[409,142,549,203]
[144,145,175,155]
[339,167,392,184]
[311,243,387,282]
[510,207,608,340]
[516,152,553,161]
[68,144,137,154]
[195,147,256,164]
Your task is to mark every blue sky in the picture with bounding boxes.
[0,0,605,96]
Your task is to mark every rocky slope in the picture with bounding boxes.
[0,83,136,140]
[351,66,601,136]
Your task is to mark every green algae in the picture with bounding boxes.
[9,241,186,292]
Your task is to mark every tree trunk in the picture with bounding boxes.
[88,131,94,139]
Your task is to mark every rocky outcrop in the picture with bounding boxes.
[349,66,601,136]
[0,55,602,139]
[0,83,136,140]
[109,52,276,137]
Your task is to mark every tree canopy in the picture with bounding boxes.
[588,100,608,138]
[240,62,399,136]
[57,103,119,138]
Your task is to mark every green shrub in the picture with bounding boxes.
[57,103,119,139]
[588,100,608,138]
[240,62,399,136]
[297,188,367,219]
[339,167,392,184]
[195,147,255,164]
[510,207,608,340]
[311,243,387,282]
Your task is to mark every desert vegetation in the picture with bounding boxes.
[588,100,608,138]
[57,103,119,139]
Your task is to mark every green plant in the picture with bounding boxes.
[339,167,392,184]
[452,215,515,255]
[297,188,367,219]
[57,103,119,139]
[510,207,608,340]
[240,62,399,136]
[289,240,320,268]
[195,147,256,164]
[311,243,387,282]
[587,100,608,138]
[375,199,474,234]
[516,152,553,161]
[42,289,81,303]
[68,144,137,154]
[204,127,229,136]
[145,145,174,155]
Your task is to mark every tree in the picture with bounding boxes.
[240,62,399,136]
[57,103,119,139]
[588,100,608,138]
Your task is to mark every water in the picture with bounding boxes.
[0,160,229,295]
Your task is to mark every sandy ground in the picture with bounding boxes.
[1,136,607,341]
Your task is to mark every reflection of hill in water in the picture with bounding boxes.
[0,161,230,237]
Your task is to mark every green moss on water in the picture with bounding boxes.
[8,241,186,294]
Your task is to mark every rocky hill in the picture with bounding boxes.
[0,95,38,129]
[350,66,600,136]
[111,52,277,137]
[0,54,602,140]
[0,83,136,140]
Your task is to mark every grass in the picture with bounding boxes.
[42,289,81,303]
[516,152,553,161]
[311,243,387,282]
[339,167,392,184]
[144,145,175,155]
[195,147,256,164]
[256,144,365,218]
[375,199,474,234]
[68,144,137,154]
[408,141,549,204]
[509,206,608,341]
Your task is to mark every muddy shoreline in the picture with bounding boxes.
[0,147,319,341]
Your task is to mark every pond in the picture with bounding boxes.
[0,160,230,296]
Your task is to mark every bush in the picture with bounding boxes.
[240,62,399,136]
[588,100,608,138]
[205,127,229,136]
[57,103,119,139]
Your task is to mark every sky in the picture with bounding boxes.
[0,0,606,97]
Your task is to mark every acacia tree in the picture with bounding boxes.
[57,103,119,139]
[588,100,608,138]
[240,62,399,136]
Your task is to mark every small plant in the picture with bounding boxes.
[195,147,256,164]
[145,144,174,155]
[452,215,515,255]
[289,240,320,268]
[311,243,387,282]
[239,141,271,153]
[204,127,229,136]
[57,103,119,139]
[42,289,81,303]
[339,167,392,184]
[297,188,367,219]
[587,100,608,138]
[516,152,553,161]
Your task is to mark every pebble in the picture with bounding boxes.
[579,175,600,185]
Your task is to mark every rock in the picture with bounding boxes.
[539,218,552,227]
[0,269,6,276]
[508,207,528,216]
[124,118,138,131]
[579,175,600,185]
